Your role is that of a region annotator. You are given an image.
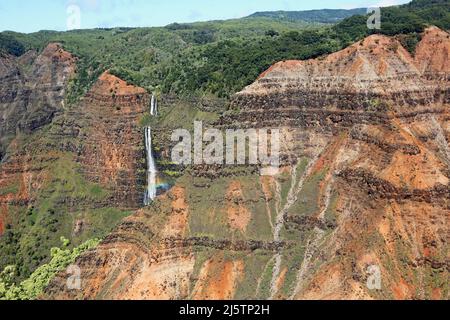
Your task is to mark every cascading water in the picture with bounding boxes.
[150,94,158,116]
[144,126,157,205]
[143,94,159,205]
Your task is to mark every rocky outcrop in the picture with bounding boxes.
[78,72,149,208]
[46,71,150,208]
[339,168,450,203]
[0,43,76,160]
[0,53,25,160]
[225,27,449,130]
[20,43,76,132]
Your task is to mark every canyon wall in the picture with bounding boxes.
[53,71,150,208]
[0,43,76,160]
[0,49,148,277]
[45,27,449,300]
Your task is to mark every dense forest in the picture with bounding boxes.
[1,0,449,99]
[248,8,367,23]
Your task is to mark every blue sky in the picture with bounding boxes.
[0,0,410,33]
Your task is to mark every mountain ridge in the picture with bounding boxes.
[247,8,367,23]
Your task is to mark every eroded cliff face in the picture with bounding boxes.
[59,71,150,208]
[45,27,449,300]
[225,26,449,300]
[0,43,77,238]
[0,52,24,160]
[0,62,147,276]
[0,43,76,161]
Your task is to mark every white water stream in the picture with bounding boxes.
[143,94,158,205]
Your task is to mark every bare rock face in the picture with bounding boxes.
[414,27,450,74]
[225,26,450,300]
[228,29,448,129]
[0,43,76,160]
[45,27,449,300]
[78,72,149,208]
[44,71,150,209]
[0,52,27,160]
[20,43,76,132]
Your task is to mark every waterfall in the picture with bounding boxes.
[143,94,159,205]
[144,126,157,205]
[150,94,158,116]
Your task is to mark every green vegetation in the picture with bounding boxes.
[2,1,448,100]
[154,0,450,97]
[397,33,422,54]
[234,252,273,299]
[0,151,131,281]
[248,8,367,23]
[184,175,231,240]
[0,33,25,56]
[278,243,308,297]
[255,256,276,300]
[0,237,100,300]
[0,182,20,196]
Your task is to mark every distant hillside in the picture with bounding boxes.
[408,0,450,8]
[0,0,449,100]
[247,8,367,23]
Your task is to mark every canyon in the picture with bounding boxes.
[7,26,442,299]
